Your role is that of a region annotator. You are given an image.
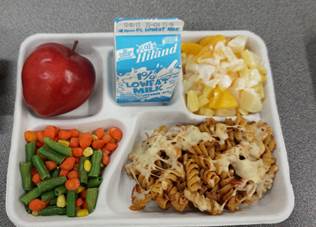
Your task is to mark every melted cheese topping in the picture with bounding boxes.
[126,125,212,180]
[126,120,274,196]
[214,123,228,145]
[233,159,266,183]
[212,142,267,183]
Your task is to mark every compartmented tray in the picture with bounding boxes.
[6,31,294,227]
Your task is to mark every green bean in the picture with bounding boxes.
[32,155,50,180]
[37,176,67,193]
[19,162,32,191]
[79,157,88,185]
[88,150,102,178]
[20,188,40,205]
[86,188,98,213]
[25,142,36,162]
[51,168,59,177]
[38,145,65,164]
[66,191,76,217]
[38,206,66,216]
[44,137,72,156]
[87,177,103,188]
[49,198,57,205]
[41,190,55,201]
[54,185,66,196]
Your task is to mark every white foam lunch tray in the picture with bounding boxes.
[6,31,294,227]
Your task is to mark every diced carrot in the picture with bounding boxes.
[31,168,37,176]
[24,131,37,142]
[79,133,93,148]
[65,178,80,191]
[43,126,57,139]
[59,169,69,177]
[36,131,44,143]
[92,139,106,149]
[80,190,87,199]
[76,198,84,207]
[70,129,80,137]
[45,161,57,171]
[109,127,123,141]
[60,157,76,171]
[102,134,112,144]
[67,170,79,179]
[110,138,116,144]
[70,138,79,148]
[102,148,111,156]
[29,199,47,212]
[102,153,110,166]
[72,147,83,157]
[58,130,72,140]
[36,141,44,147]
[32,173,41,184]
[95,128,105,139]
[105,143,117,152]
[82,201,88,209]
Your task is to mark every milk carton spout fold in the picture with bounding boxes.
[114,18,184,104]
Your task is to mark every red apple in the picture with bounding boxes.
[22,41,96,117]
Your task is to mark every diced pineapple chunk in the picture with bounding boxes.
[199,35,227,46]
[182,42,203,56]
[187,90,200,112]
[222,46,237,62]
[202,85,213,97]
[239,89,262,113]
[216,108,236,116]
[199,107,214,116]
[228,35,248,53]
[221,59,245,73]
[183,79,192,93]
[241,50,257,68]
[239,66,250,78]
[238,108,249,115]
[198,95,209,108]
[248,68,261,87]
[191,80,204,95]
[253,83,265,99]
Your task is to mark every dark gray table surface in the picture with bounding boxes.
[1,0,315,226]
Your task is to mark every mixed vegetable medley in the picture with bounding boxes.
[20,126,123,217]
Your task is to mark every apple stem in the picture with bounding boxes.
[71,40,79,55]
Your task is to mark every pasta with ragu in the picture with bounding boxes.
[125,115,278,215]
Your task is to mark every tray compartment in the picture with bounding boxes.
[6,116,129,226]
[108,110,294,226]
[180,31,271,119]
[19,34,107,119]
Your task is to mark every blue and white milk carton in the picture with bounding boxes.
[114,18,184,104]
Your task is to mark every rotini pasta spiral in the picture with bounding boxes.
[184,154,202,192]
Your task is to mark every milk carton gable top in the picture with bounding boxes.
[114,18,184,35]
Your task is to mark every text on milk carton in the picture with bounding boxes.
[114,18,184,103]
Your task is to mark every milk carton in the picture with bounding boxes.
[114,18,184,104]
